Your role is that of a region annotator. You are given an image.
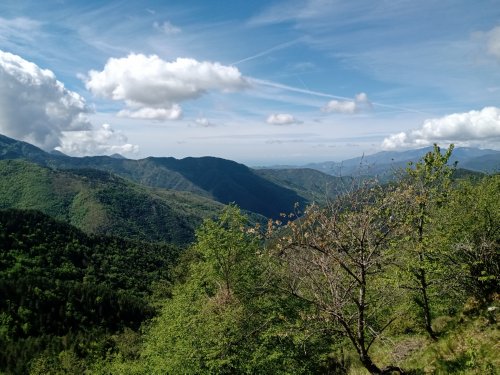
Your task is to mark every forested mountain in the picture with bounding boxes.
[2,133,498,219]
[0,159,222,245]
[0,209,179,374]
[94,152,499,374]
[0,134,309,219]
[254,167,349,203]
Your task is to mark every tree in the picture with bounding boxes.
[437,174,500,304]
[272,182,406,374]
[110,205,339,374]
[397,144,455,339]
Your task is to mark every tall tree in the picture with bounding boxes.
[272,182,406,374]
[397,144,455,339]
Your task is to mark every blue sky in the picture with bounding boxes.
[0,0,499,165]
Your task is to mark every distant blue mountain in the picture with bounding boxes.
[295,146,500,176]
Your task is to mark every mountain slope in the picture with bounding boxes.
[254,168,350,204]
[0,208,178,373]
[0,159,223,245]
[0,134,308,218]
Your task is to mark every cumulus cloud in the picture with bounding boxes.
[56,123,139,156]
[0,50,92,149]
[0,50,138,155]
[382,107,500,149]
[85,54,247,121]
[321,92,371,114]
[266,113,300,125]
[153,21,181,35]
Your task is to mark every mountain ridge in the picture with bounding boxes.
[0,134,311,219]
[2,134,497,223]
[261,146,500,175]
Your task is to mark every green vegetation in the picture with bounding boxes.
[0,159,223,246]
[0,143,498,374]
[254,167,349,204]
[0,209,179,374]
[0,134,324,219]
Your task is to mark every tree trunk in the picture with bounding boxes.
[418,266,436,340]
[359,350,383,374]
[417,211,436,340]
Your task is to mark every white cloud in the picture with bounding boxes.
[0,50,137,155]
[195,117,215,127]
[322,100,357,114]
[321,92,371,114]
[355,92,369,103]
[153,20,181,35]
[382,107,500,149]
[85,54,247,121]
[0,49,92,150]
[266,113,300,125]
[118,105,182,120]
[56,123,139,156]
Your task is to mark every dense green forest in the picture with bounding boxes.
[0,145,499,374]
[0,209,180,374]
[0,159,223,246]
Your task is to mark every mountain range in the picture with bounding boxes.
[281,146,500,176]
[1,133,498,245]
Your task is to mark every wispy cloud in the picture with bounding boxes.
[153,20,181,35]
[0,16,42,49]
[252,78,427,115]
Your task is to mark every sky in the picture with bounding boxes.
[0,0,500,165]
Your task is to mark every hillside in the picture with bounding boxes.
[0,134,310,218]
[2,134,497,219]
[0,159,223,245]
[0,209,179,374]
[254,168,349,204]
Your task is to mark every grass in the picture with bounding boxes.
[345,303,499,374]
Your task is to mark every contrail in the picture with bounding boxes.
[249,78,356,101]
[231,38,303,66]
[249,78,433,115]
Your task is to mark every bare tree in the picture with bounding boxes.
[271,182,406,374]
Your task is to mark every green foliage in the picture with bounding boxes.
[0,209,178,374]
[103,206,340,374]
[1,139,499,374]
[395,144,457,338]
[0,159,223,246]
[436,174,500,302]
